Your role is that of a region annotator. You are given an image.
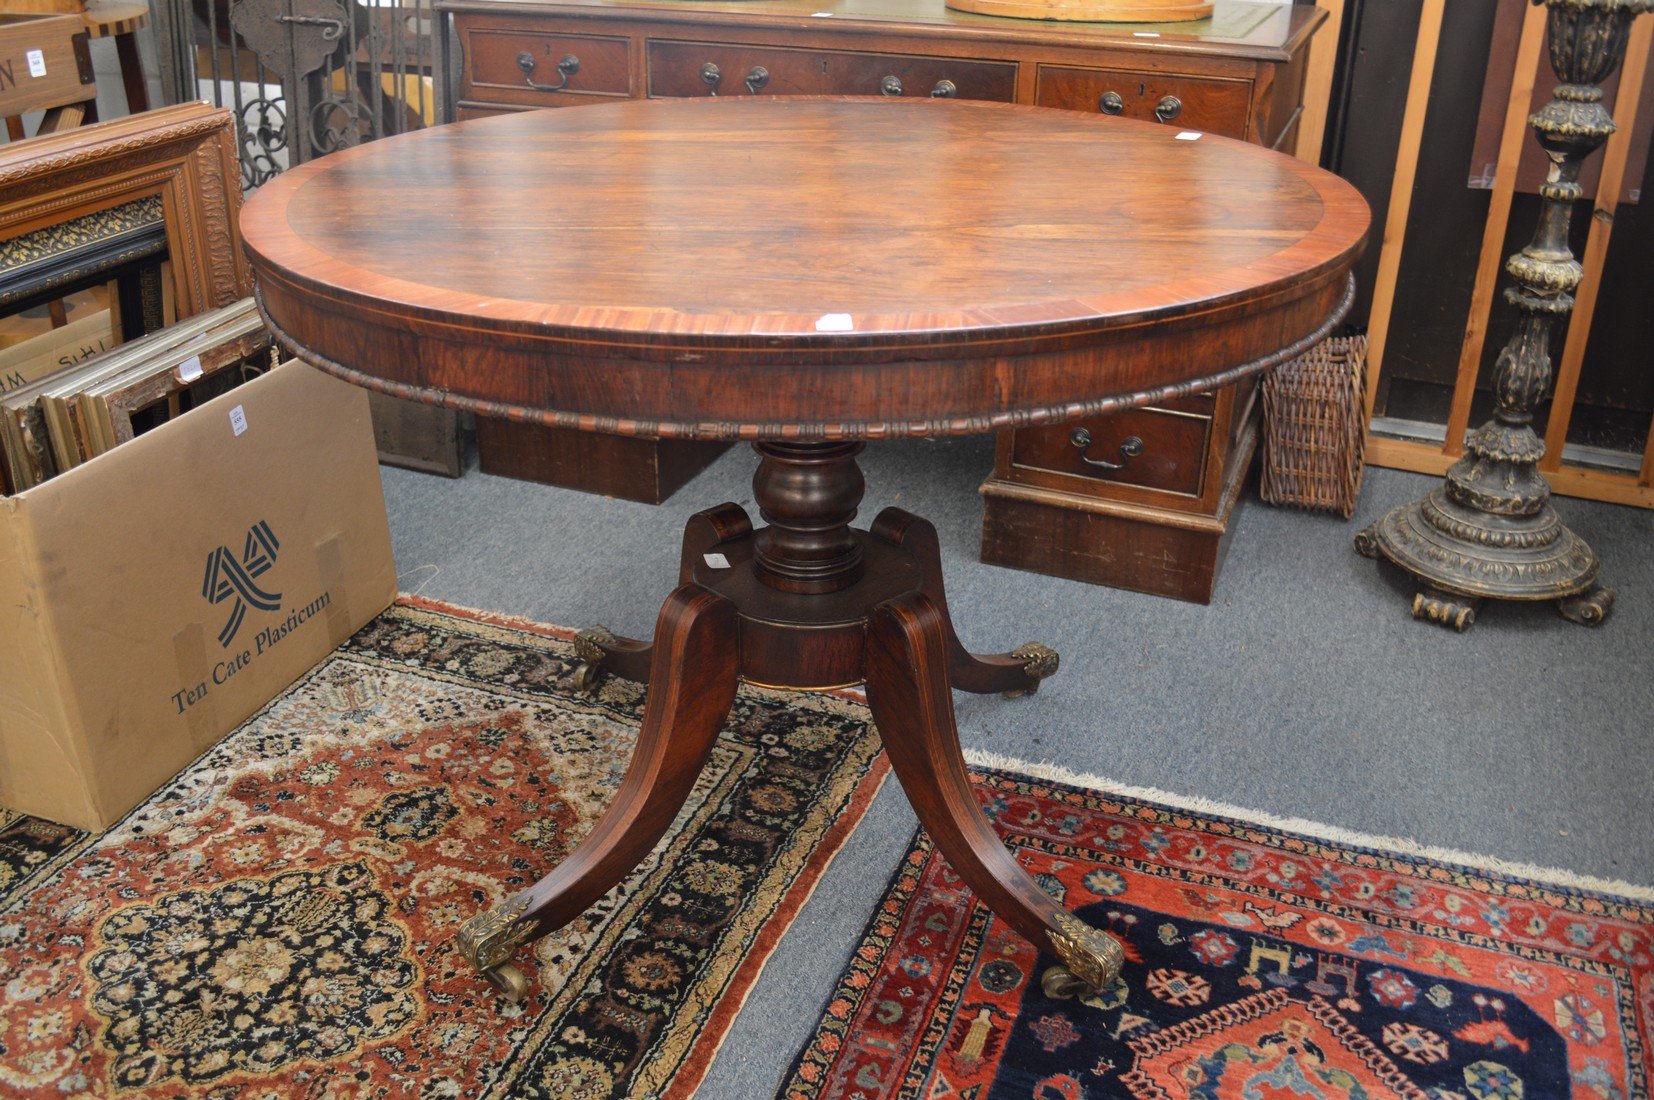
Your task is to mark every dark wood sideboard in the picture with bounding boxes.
[436,0,1323,589]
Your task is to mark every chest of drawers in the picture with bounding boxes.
[438,0,1322,584]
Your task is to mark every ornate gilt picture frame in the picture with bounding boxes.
[0,101,251,321]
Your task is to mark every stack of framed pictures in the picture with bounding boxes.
[1,297,272,494]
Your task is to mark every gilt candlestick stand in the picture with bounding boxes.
[1357,0,1651,630]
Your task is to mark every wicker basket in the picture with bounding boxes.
[1259,333,1369,519]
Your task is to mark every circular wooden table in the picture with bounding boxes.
[240,96,1368,1002]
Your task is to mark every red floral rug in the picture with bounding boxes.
[778,757,1654,1100]
[0,596,888,1098]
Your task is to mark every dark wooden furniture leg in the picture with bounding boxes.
[570,502,756,690]
[866,592,1125,998]
[460,440,1122,1002]
[870,507,1058,696]
[457,582,740,1000]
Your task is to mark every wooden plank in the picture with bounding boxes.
[1548,464,1654,509]
[1294,0,1343,164]
[1361,0,1446,425]
[1365,433,1654,508]
[1540,15,1653,473]
[1643,410,1654,487]
[1442,0,1548,457]
[1364,435,1454,477]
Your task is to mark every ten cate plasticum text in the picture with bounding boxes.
[171,591,333,713]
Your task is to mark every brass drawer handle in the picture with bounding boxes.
[744,65,770,94]
[930,79,957,98]
[701,61,721,94]
[1098,91,1124,115]
[879,74,904,96]
[1155,94,1182,123]
[518,51,579,92]
[1069,428,1144,471]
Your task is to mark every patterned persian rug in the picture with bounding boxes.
[778,757,1654,1100]
[0,597,888,1099]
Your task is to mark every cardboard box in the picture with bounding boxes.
[0,362,397,830]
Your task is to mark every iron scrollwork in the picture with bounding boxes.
[275,12,345,39]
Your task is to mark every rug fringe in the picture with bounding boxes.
[393,592,578,639]
[963,749,1654,903]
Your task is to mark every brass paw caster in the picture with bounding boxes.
[457,894,536,1005]
[1042,912,1124,999]
[1411,587,1480,632]
[1558,584,1615,627]
[571,624,617,693]
[1005,641,1059,698]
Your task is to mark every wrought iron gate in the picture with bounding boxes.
[155,0,436,189]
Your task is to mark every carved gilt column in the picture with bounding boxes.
[1356,0,1652,631]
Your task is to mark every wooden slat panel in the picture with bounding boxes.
[1442,0,1547,457]
[1541,17,1653,473]
[1366,434,1654,508]
[1361,0,1445,424]
[1294,0,1342,164]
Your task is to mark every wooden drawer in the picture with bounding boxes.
[1011,393,1215,498]
[647,39,1017,102]
[1034,65,1253,140]
[459,20,631,106]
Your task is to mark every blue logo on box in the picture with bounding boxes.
[202,520,282,647]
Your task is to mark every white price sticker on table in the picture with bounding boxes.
[27,50,47,78]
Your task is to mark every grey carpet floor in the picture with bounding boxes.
[379,435,1653,1097]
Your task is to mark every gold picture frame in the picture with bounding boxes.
[0,101,251,321]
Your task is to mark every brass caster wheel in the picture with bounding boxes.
[1411,588,1479,632]
[1004,641,1059,698]
[571,624,617,693]
[571,661,606,693]
[457,893,536,1005]
[1041,964,1094,1000]
[1558,584,1615,627]
[482,962,530,1003]
[1044,911,1125,1000]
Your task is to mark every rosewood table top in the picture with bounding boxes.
[240,96,1367,440]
